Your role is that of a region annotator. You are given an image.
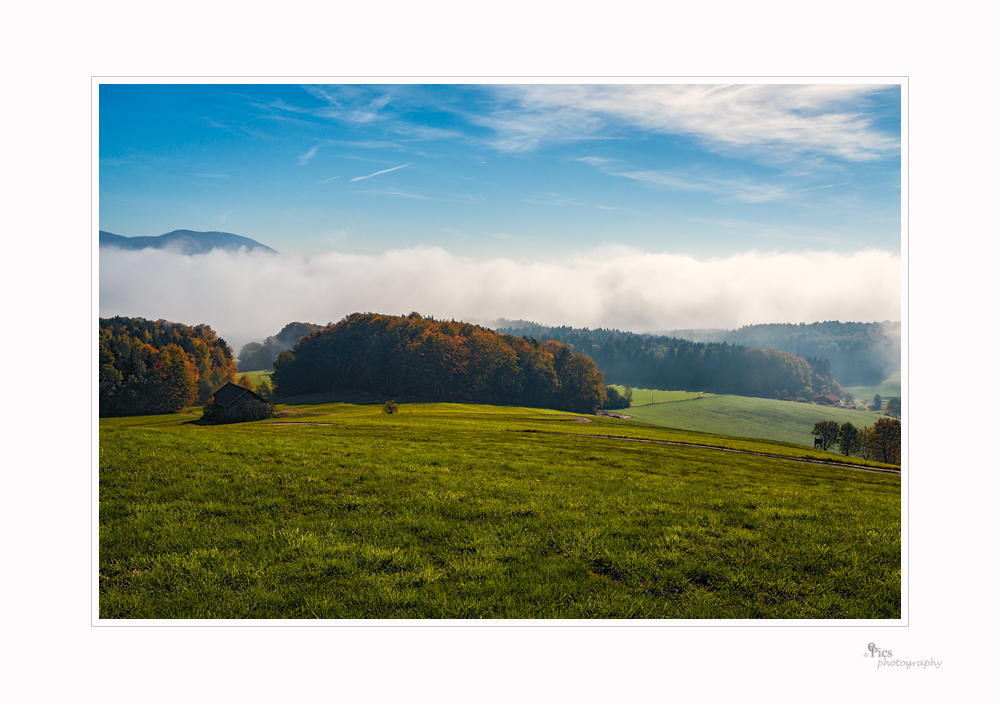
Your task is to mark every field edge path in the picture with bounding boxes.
[513,429,901,476]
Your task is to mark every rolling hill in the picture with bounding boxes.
[622,390,892,447]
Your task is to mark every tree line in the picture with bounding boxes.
[811,418,901,465]
[99,316,237,416]
[664,320,900,387]
[494,323,842,400]
[272,312,609,413]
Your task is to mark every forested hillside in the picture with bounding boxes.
[494,323,841,400]
[272,312,608,413]
[237,321,323,371]
[99,317,237,416]
[665,321,900,387]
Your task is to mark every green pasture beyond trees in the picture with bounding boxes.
[239,370,273,386]
[619,388,894,447]
[846,373,902,406]
[100,396,900,619]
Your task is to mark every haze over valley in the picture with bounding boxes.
[101,229,900,358]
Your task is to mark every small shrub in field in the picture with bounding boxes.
[383,400,399,415]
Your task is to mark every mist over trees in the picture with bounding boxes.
[237,321,323,371]
[662,321,900,387]
[272,312,608,413]
[494,323,842,400]
[99,317,237,416]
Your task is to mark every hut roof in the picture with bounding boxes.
[210,382,264,408]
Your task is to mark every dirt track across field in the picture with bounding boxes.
[513,429,901,476]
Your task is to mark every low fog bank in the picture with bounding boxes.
[99,246,901,354]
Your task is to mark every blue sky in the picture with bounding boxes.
[100,83,900,259]
[99,82,902,348]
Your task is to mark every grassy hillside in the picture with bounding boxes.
[619,389,891,447]
[99,396,900,619]
[235,369,272,385]
[846,373,902,406]
[623,389,715,406]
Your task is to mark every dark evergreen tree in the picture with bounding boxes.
[839,422,860,456]
[885,397,901,418]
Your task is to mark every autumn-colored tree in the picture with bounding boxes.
[811,420,841,451]
[856,426,874,460]
[99,318,232,416]
[869,417,902,465]
[238,373,254,389]
[267,312,607,413]
[558,353,607,413]
[156,343,199,411]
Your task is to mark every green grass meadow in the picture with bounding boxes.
[99,396,900,620]
[619,388,893,447]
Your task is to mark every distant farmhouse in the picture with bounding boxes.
[203,382,273,422]
[817,393,841,406]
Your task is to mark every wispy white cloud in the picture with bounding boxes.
[299,139,410,166]
[197,173,230,178]
[100,245,900,353]
[298,146,322,165]
[488,84,899,162]
[266,98,311,114]
[620,169,790,203]
[317,176,340,184]
[356,188,443,201]
[321,140,406,150]
[350,163,411,182]
[524,191,620,210]
[210,209,234,224]
[524,192,578,206]
[467,102,605,152]
[582,158,792,204]
[304,86,395,124]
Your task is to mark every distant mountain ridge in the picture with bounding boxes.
[100,229,278,255]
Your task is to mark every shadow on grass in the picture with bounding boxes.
[272,388,523,409]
